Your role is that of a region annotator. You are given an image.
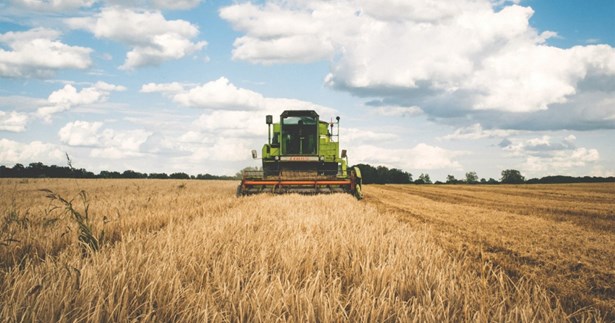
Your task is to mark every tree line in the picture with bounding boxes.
[0,162,236,180]
[354,164,615,185]
[1,162,613,184]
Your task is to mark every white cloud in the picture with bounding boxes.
[442,123,519,140]
[142,77,337,115]
[36,81,126,122]
[220,3,334,64]
[343,127,397,144]
[352,143,463,171]
[10,0,95,11]
[103,0,202,10]
[522,148,599,173]
[141,78,341,166]
[0,27,92,78]
[0,111,29,132]
[172,77,265,110]
[140,82,185,94]
[371,105,423,118]
[58,120,103,146]
[58,120,153,159]
[66,7,206,69]
[499,134,600,175]
[142,77,339,159]
[220,1,615,129]
[151,0,201,10]
[175,137,254,162]
[0,138,64,165]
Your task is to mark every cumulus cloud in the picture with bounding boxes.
[142,77,337,113]
[58,120,152,159]
[500,135,600,175]
[0,111,29,132]
[370,105,423,118]
[0,138,64,165]
[36,81,126,122]
[151,0,201,10]
[343,128,397,144]
[0,27,92,78]
[220,3,334,64]
[58,120,103,146]
[142,77,343,164]
[66,7,206,69]
[352,143,463,171]
[172,77,265,110]
[442,123,519,140]
[10,0,95,11]
[220,0,615,130]
[140,82,186,94]
[103,0,202,10]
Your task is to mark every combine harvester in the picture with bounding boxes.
[237,110,362,199]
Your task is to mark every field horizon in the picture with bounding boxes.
[1,179,613,321]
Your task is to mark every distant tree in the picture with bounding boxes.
[480,178,487,184]
[169,172,190,179]
[0,165,9,177]
[487,178,498,184]
[122,170,147,179]
[465,171,479,184]
[376,166,391,184]
[355,163,412,184]
[415,173,432,184]
[355,164,380,184]
[12,163,25,177]
[446,175,459,184]
[501,169,525,184]
[27,162,46,177]
[388,168,412,184]
[149,173,169,179]
[99,170,122,178]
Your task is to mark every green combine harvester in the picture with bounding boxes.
[237,110,362,199]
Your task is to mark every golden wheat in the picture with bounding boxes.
[366,183,615,320]
[0,179,606,321]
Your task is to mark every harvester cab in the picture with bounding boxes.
[237,110,363,199]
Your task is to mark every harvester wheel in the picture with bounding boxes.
[236,185,243,197]
[355,184,363,200]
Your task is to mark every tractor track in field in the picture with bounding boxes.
[363,184,615,321]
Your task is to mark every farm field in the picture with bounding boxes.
[0,179,613,321]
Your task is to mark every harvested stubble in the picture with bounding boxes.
[0,179,592,321]
[365,183,615,321]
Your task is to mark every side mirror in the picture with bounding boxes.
[341,149,347,158]
[251,150,258,159]
[266,115,273,125]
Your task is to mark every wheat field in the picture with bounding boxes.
[0,179,611,322]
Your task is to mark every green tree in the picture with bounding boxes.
[465,171,479,184]
[169,172,190,179]
[501,169,525,184]
[415,173,432,184]
[446,175,458,184]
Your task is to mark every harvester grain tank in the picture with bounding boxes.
[237,110,362,199]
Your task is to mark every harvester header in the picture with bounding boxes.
[237,110,362,199]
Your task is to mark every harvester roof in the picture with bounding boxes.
[280,110,319,118]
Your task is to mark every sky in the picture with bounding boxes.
[0,0,614,181]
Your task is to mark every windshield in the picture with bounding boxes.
[281,115,317,155]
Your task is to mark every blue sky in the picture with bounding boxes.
[1,0,614,181]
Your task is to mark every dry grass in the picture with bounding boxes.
[365,183,615,321]
[0,179,605,321]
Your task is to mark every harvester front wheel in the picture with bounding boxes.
[354,183,363,200]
